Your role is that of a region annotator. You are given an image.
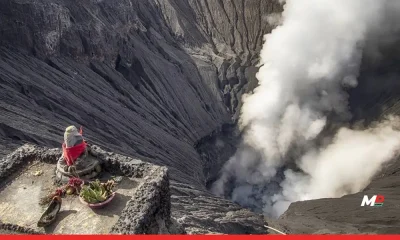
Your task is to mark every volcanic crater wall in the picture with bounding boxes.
[2,0,400,235]
[0,0,282,234]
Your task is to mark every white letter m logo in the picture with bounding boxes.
[361,195,377,206]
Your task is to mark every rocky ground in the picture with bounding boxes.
[0,0,399,234]
[0,144,186,234]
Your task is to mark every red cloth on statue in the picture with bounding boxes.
[62,141,87,166]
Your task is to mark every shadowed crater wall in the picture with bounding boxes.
[0,0,282,234]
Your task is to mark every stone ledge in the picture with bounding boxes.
[0,144,184,234]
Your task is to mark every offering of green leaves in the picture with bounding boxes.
[79,179,116,204]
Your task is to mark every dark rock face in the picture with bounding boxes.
[0,0,281,234]
[155,0,282,120]
[274,162,400,234]
[194,123,240,188]
[349,36,400,125]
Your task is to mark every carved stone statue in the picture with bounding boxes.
[55,126,101,182]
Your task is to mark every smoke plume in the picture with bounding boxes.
[212,0,400,218]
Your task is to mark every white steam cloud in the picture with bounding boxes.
[212,0,400,218]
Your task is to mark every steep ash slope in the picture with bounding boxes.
[0,0,282,234]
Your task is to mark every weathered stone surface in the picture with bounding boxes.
[0,144,61,183]
[0,221,41,235]
[0,144,181,234]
